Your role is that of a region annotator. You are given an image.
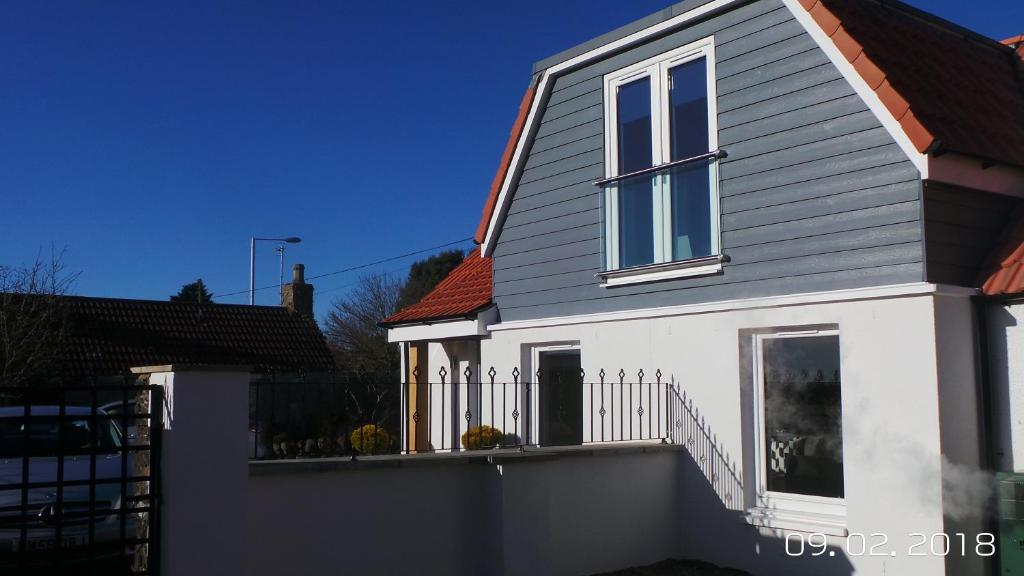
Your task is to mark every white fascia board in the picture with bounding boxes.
[928,153,1024,197]
[487,283,976,331]
[480,0,743,257]
[386,306,498,343]
[780,0,929,177]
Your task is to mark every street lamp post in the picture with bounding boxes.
[249,236,301,305]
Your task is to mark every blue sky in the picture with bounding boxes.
[1,1,1021,321]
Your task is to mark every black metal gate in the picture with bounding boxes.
[0,379,162,575]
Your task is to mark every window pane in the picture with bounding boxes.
[669,58,708,161]
[615,77,655,267]
[761,335,844,498]
[668,58,712,261]
[669,162,712,260]
[617,175,655,268]
[617,77,653,173]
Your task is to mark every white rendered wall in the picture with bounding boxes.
[987,302,1024,472]
[480,293,975,576]
[246,447,680,576]
[933,295,985,576]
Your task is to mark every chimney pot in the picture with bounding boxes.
[293,263,305,284]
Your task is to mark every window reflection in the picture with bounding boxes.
[761,335,844,498]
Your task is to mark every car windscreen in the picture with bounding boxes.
[0,415,123,458]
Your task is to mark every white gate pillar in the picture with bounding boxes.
[132,365,250,576]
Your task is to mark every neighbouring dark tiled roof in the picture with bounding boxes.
[31,295,335,376]
[381,248,493,326]
[805,0,1024,167]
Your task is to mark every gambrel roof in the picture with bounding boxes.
[805,0,1024,167]
[474,0,1024,257]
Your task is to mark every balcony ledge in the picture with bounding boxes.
[249,440,684,476]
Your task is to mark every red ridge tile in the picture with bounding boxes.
[830,25,863,62]
[851,52,885,89]
[899,110,934,152]
[809,2,841,35]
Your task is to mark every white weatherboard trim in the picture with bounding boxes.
[601,262,722,287]
[487,283,974,331]
[780,0,929,177]
[744,508,849,537]
[481,0,742,257]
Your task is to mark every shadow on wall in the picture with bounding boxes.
[986,304,1017,472]
[668,386,854,576]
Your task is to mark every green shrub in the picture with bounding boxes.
[272,433,295,458]
[461,425,503,450]
[350,424,391,455]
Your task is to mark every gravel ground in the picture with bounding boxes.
[593,558,752,576]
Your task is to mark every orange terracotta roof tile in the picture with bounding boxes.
[381,248,493,326]
[810,0,1024,167]
[979,206,1024,296]
[474,83,538,245]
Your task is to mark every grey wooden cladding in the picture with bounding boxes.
[922,182,1019,286]
[490,0,924,321]
[501,264,924,319]
[531,119,602,155]
[494,242,922,300]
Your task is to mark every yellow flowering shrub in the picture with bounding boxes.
[461,425,503,450]
[350,424,391,455]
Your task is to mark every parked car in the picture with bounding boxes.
[0,406,134,569]
[99,400,142,445]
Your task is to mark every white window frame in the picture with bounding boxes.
[528,343,581,447]
[748,329,847,533]
[602,36,721,283]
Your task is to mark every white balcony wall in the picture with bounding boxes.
[479,290,982,576]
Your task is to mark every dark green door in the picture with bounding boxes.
[539,350,583,446]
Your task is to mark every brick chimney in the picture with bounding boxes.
[281,263,314,319]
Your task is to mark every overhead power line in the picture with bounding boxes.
[214,236,475,299]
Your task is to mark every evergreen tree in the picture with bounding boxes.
[170,279,213,303]
[396,249,464,309]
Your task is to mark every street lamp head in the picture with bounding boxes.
[284,237,302,244]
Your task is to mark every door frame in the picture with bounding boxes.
[529,343,582,446]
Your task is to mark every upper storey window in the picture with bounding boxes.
[599,37,722,284]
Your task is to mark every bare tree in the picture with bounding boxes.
[324,272,401,425]
[0,250,77,387]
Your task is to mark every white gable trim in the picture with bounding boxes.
[780,0,929,176]
[480,0,743,257]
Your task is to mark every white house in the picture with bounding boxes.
[382,1,1024,574]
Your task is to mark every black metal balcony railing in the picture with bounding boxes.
[249,368,677,459]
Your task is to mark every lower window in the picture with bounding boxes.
[754,331,845,504]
